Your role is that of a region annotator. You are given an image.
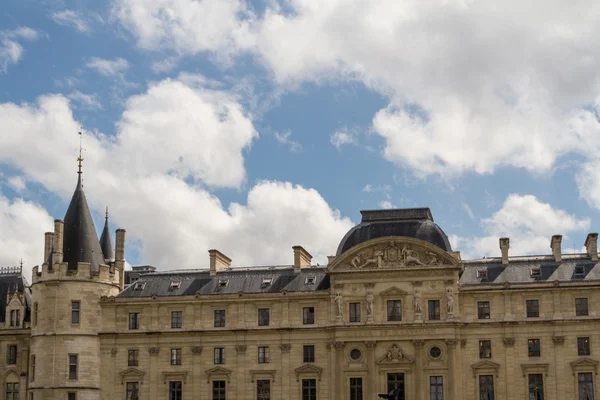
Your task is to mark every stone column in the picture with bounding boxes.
[445,340,459,400]
[552,289,562,320]
[235,344,247,399]
[503,290,513,321]
[333,342,345,400]
[503,337,515,399]
[413,340,425,400]
[365,341,377,400]
[280,344,292,400]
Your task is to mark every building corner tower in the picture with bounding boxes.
[29,165,125,400]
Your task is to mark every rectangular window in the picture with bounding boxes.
[302,379,317,400]
[33,302,38,327]
[16,310,20,327]
[68,354,78,380]
[429,376,443,400]
[171,348,182,365]
[6,345,17,365]
[428,300,440,321]
[126,382,139,400]
[127,350,138,367]
[303,345,315,363]
[578,372,594,400]
[71,301,80,324]
[258,308,270,326]
[257,379,270,400]
[303,307,315,325]
[350,377,363,400]
[528,339,541,357]
[479,375,495,400]
[10,310,19,327]
[67,393,76,400]
[169,381,182,400]
[349,303,361,323]
[478,301,491,319]
[526,300,540,318]
[171,311,182,328]
[578,337,591,356]
[387,373,405,400]
[213,380,226,400]
[5,383,19,400]
[479,340,492,359]
[258,346,270,363]
[576,298,589,316]
[214,348,225,364]
[387,300,402,321]
[30,355,35,381]
[214,310,226,327]
[528,373,544,400]
[128,312,139,330]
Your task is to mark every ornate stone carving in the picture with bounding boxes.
[366,292,374,316]
[148,347,160,355]
[334,292,344,319]
[553,336,565,345]
[110,348,118,356]
[460,339,467,348]
[413,340,425,347]
[445,339,459,347]
[503,337,515,346]
[413,289,422,315]
[235,345,247,354]
[379,344,414,363]
[333,341,345,350]
[280,344,292,353]
[365,341,377,349]
[348,241,445,270]
[446,288,454,315]
[192,346,203,354]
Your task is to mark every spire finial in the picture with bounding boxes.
[77,127,84,175]
[105,206,109,220]
[19,258,23,269]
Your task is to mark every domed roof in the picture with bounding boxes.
[336,208,452,255]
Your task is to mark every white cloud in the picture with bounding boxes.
[461,202,475,220]
[51,10,91,33]
[0,27,39,73]
[86,57,129,77]
[7,176,26,192]
[274,130,302,153]
[330,130,357,149]
[453,194,591,259]
[67,91,102,109]
[378,200,395,210]
[362,184,373,193]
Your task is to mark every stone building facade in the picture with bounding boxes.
[1,169,600,400]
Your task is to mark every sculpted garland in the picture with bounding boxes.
[349,241,444,270]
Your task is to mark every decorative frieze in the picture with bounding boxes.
[503,338,515,346]
[280,344,292,353]
[553,336,565,345]
[192,346,203,354]
[235,345,247,354]
[148,347,160,355]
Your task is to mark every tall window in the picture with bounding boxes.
[6,345,17,365]
[350,377,363,400]
[171,348,182,365]
[126,382,139,400]
[213,380,226,400]
[30,355,35,381]
[429,376,443,400]
[479,340,492,358]
[10,310,20,327]
[71,301,80,324]
[528,374,544,400]
[526,300,539,318]
[303,345,315,363]
[33,302,38,327]
[478,301,491,319]
[387,300,402,321]
[387,373,405,400]
[214,348,225,364]
[171,311,182,328]
[169,381,182,400]
[128,312,140,330]
[349,303,361,323]
[576,298,589,316]
[578,337,591,356]
[67,393,76,400]
[528,339,541,357]
[214,310,226,327]
[5,383,18,400]
[257,380,270,400]
[479,375,495,400]
[258,308,270,326]
[303,307,315,325]
[258,346,269,363]
[428,300,440,320]
[302,379,317,400]
[68,354,78,380]
[128,350,138,367]
[578,372,594,400]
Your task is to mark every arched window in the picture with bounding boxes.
[5,371,19,400]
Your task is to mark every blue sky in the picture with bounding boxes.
[2,0,600,277]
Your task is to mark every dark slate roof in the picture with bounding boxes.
[460,254,600,285]
[62,174,104,272]
[99,212,114,263]
[336,208,452,255]
[118,266,330,298]
[0,272,29,323]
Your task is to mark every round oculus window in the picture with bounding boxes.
[350,349,362,360]
[429,346,442,358]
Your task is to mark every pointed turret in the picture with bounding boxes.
[62,161,104,272]
[100,207,114,263]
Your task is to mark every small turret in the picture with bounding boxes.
[100,207,114,263]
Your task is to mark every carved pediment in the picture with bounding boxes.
[119,368,145,384]
[294,364,323,381]
[377,344,414,364]
[162,371,188,384]
[250,369,277,382]
[471,360,500,377]
[521,363,549,377]
[380,287,408,296]
[328,237,458,273]
[205,366,232,383]
[571,358,599,375]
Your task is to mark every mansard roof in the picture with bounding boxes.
[0,269,29,323]
[118,266,330,298]
[62,174,104,272]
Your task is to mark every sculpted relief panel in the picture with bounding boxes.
[348,241,447,270]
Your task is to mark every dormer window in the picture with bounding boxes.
[218,279,229,288]
[476,269,488,279]
[261,277,273,288]
[530,268,541,278]
[574,266,585,276]
[169,280,181,290]
[133,282,146,291]
[305,276,316,285]
[9,310,20,328]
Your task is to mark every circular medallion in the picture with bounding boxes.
[350,349,362,360]
[429,346,442,359]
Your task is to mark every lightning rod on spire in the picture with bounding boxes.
[77,127,84,175]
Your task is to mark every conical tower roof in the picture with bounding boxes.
[62,173,104,272]
[99,207,114,263]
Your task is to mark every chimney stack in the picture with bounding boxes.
[499,237,509,265]
[52,219,64,264]
[115,229,126,262]
[209,249,231,276]
[585,233,598,261]
[550,235,562,263]
[293,246,312,273]
[44,232,54,263]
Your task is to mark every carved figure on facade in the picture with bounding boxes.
[446,288,454,315]
[378,344,414,363]
[347,241,446,270]
[413,289,422,315]
[366,292,374,316]
[334,292,344,318]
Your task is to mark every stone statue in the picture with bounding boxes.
[402,245,425,266]
[413,289,422,314]
[366,292,374,316]
[335,292,344,317]
[446,288,454,314]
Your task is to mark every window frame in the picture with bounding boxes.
[576,298,589,317]
[214,310,226,328]
[528,339,541,357]
[528,373,544,400]
[168,381,182,400]
[477,301,491,319]
[349,377,363,400]
[578,372,594,400]
[526,300,540,318]
[170,348,182,365]
[258,308,270,326]
[214,348,225,365]
[479,340,492,359]
[303,307,315,325]
[171,311,182,329]
[125,382,139,400]
[578,337,591,356]
[429,376,443,400]
[478,375,495,400]
[428,300,441,321]
[68,354,78,380]
[212,380,226,400]
[128,312,140,330]
[5,382,19,400]
[30,355,35,382]
[127,349,139,367]
[303,345,315,363]
[257,379,271,400]
[349,302,361,323]
[387,300,402,322]
[302,378,317,400]
[67,393,76,400]
[6,345,17,365]
[258,346,270,364]
[71,301,80,324]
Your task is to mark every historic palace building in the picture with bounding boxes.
[1,167,600,400]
